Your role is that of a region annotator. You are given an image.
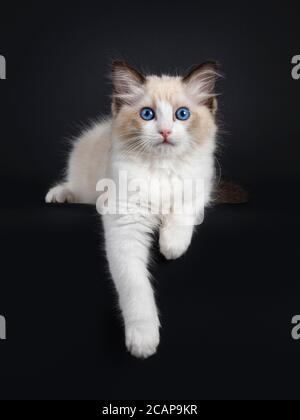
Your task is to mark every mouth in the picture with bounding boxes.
[158,139,174,146]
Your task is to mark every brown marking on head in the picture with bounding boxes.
[187,106,217,146]
[146,76,183,104]
[114,105,143,146]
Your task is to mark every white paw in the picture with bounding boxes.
[126,320,160,359]
[46,185,75,204]
[160,227,193,260]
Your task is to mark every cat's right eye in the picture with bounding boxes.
[140,108,155,121]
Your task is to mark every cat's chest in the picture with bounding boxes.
[120,160,199,182]
[115,161,200,203]
[106,158,209,214]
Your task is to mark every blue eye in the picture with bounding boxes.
[140,108,155,121]
[176,107,191,121]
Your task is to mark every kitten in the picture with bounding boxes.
[46,61,220,359]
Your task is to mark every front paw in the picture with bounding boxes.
[160,227,193,260]
[126,320,160,359]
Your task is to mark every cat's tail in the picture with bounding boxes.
[215,180,249,205]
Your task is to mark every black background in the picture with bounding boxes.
[0,0,300,400]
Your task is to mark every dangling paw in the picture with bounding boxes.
[126,319,160,359]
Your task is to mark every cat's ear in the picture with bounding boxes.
[111,61,145,113]
[183,62,219,113]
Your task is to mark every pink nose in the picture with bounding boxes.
[160,129,172,140]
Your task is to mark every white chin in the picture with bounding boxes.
[154,145,178,156]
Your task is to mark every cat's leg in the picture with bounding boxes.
[103,214,160,359]
[45,183,76,204]
[46,121,111,205]
[159,214,196,261]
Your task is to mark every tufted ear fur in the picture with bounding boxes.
[183,61,219,113]
[111,61,146,114]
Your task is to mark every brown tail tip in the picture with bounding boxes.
[215,180,250,205]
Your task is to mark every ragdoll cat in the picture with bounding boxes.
[46,61,242,359]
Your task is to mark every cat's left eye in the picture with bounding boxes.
[140,108,155,121]
[176,107,191,121]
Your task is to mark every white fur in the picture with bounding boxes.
[46,70,217,359]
